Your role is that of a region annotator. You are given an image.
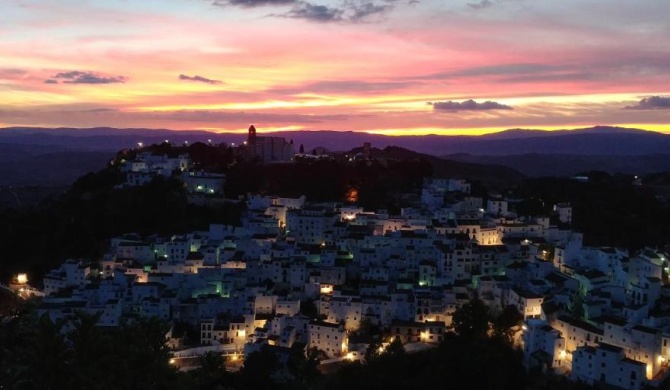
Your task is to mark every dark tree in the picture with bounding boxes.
[384,336,406,357]
[452,296,490,341]
[492,305,523,344]
[364,338,383,363]
[237,345,279,388]
[192,351,229,389]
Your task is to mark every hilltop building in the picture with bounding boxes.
[247,125,294,163]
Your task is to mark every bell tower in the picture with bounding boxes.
[248,125,257,146]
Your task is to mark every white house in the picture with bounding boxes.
[308,320,348,358]
[571,343,647,390]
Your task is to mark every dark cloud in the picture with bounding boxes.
[83,108,118,113]
[48,71,127,84]
[429,99,513,111]
[413,56,670,85]
[285,2,344,22]
[468,0,522,10]
[417,63,564,80]
[467,0,493,9]
[213,0,295,7]
[0,68,28,77]
[275,0,407,23]
[269,79,417,94]
[179,74,223,85]
[348,1,395,21]
[500,72,596,83]
[625,96,670,110]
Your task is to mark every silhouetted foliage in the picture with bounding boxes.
[325,334,526,390]
[452,296,490,341]
[192,351,230,390]
[492,305,523,344]
[237,345,280,388]
[384,336,406,357]
[0,308,188,390]
[514,175,670,251]
[0,169,243,282]
[287,346,321,389]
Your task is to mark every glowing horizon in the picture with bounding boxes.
[1,0,669,135]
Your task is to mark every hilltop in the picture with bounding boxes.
[2,125,668,187]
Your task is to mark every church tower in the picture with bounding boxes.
[248,125,257,146]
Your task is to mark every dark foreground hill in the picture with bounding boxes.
[358,145,525,185]
[444,153,670,177]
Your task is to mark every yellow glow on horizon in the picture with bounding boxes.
[365,124,670,136]
[0,90,81,106]
[365,127,512,136]
[199,125,306,133]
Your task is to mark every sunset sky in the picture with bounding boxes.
[1,0,669,135]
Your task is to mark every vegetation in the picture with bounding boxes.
[325,334,526,390]
[0,171,244,282]
[0,308,188,390]
[225,156,432,210]
[452,295,491,341]
[513,174,670,251]
[0,297,591,390]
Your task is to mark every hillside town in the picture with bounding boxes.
[8,139,670,390]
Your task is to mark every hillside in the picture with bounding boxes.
[444,153,670,177]
[0,150,113,186]
[362,146,525,184]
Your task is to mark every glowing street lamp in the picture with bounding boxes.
[16,273,28,285]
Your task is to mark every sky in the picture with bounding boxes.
[0,0,669,136]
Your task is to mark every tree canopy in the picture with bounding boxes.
[452,296,490,341]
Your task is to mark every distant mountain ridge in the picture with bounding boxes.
[1,125,667,155]
[473,125,654,140]
[1,125,668,187]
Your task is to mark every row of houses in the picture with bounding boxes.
[33,177,670,389]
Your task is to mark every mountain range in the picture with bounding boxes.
[1,125,669,188]
[0,125,667,155]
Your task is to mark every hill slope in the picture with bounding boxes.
[444,153,670,177]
